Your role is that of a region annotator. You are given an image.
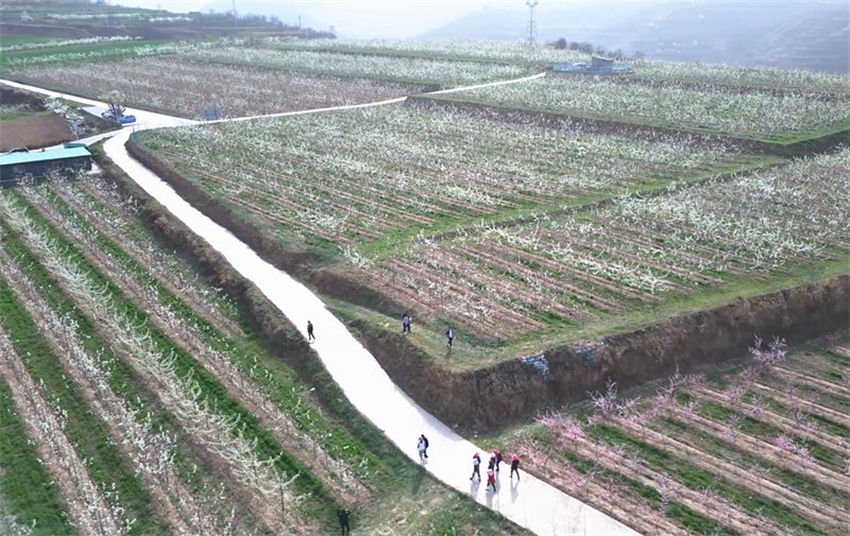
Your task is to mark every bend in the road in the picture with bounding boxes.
[1,75,639,536]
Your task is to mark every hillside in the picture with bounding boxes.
[421,0,849,73]
[0,0,328,40]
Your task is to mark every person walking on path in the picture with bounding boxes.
[402,311,411,333]
[510,454,520,480]
[493,449,503,473]
[470,452,481,481]
[307,320,315,342]
[337,508,351,535]
[419,434,429,459]
[488,454,496,471]
[487,467,497,492]
[445,326,454,349]
[417,436,427,463]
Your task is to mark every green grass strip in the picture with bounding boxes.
[0,40,173,70]
[0,360,75,536]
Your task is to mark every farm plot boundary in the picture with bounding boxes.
[414,96,850,157]
[119,138,848,431]
[124,134,780,319]
[341,275,849,431]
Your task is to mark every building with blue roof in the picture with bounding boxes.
[552,56,634,75]
[0,146,92,186]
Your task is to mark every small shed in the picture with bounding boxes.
[552,56,633,75]
[0,146,92,186]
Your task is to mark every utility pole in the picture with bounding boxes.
[526,0,539,45]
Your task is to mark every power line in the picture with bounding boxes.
[526,0,539,45]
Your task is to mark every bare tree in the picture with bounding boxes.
[98,90,126,123]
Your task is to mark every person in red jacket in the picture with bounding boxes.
[486,467,497,492]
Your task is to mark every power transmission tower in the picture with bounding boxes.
[526,0,539,45]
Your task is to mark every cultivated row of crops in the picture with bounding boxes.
[0,41,183,70]
[354,150,850,339]
[182,46,531,87]
[136,104,763,244]
[512,341,850,535]
[266,38,590,66]
[429,76,850,140]
[0,177,383,534]
[0,36,137,53]
[8,57,419,118]
[629,60,850,97]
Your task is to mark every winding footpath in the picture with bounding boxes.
[2,76,638,536]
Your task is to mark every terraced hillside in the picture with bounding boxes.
[2,35,847,536]
[132,106,848,367]
[135,105,769,246]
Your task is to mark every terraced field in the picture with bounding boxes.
[0,174,528,535]
[3,42,536,118]
[265,38,590,66]
[357,150,849,340]
[427,76,850,141]
[133,103,848,352]
[135,105,769,245]
[2,33,847,536]
[181,46,532,87]
[508,341,850,536]
[6,56,422,118]
[628,60,850,97]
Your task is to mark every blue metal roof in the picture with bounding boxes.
[552,62,633,74]
[0,146,91,167]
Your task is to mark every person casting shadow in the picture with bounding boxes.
[337,509,350,535]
